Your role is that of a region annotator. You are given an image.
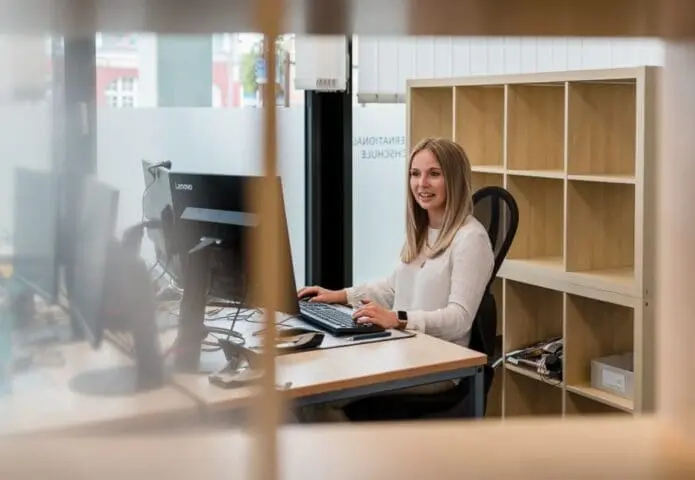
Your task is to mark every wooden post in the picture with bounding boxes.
[656,41,695,438]
[251,4,282,480]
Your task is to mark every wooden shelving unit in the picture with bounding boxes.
[406,67,657,418]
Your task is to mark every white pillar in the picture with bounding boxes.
[657,42,695,435]
[136,33,158,108]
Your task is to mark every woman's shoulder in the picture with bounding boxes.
[451,216,493,250]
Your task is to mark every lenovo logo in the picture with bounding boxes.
[175,183,193,191]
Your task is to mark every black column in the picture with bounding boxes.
[304,38,353,290]
[52,36,97,338]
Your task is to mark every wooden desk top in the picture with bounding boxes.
[0,417,693,478]
[0,338,197,436]
[173,330,486,410]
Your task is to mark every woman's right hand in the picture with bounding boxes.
[297,285,347,304]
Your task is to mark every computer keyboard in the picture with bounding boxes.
[298,301,384,335]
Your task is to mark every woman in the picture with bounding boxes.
[296,137,494,422]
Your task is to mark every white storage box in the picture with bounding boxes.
[590,352,634,400]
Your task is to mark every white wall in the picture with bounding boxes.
[357,37,664,100]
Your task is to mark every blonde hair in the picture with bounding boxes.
[400,137,474,264]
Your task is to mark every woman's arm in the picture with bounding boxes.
[345,270,397,309]
[406,228,494,341]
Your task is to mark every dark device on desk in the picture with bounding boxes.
[208,328,323,389]
[207,339,264,389]
[275,327,325,352]
[67,176,165,395]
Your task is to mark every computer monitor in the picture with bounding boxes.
[141,160,182,283]
[11,167,60,303]
[68,175,164,394]
[69,176,120,348]
[169,172,299,310]
[167,172,299,371]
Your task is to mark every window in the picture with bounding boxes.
[352,104,408,284]
[95,33,307,288]
[105,77,138,108]
[121,77,135,92]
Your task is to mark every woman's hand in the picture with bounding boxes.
[352,299,399,329]
[297,285,347,304]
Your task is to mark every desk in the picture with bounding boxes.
[0,308,486,435]
[1,417,693,478]
[173,315,487,416]
[0,338,198,436]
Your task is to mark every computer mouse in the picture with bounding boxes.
[276,331,325,353]
[276,326,321,338]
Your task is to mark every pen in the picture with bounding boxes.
[349,331,392,341]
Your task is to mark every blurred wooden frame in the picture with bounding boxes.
[1,0,695,37]
[5,1,695,479]
[249,2,283,480]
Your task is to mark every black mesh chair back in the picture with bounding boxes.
[472,186,519,284]
[468,186,519,366]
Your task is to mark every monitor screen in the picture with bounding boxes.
[70,176,119,348]
[168,172,299,315]
[12,167,60,303]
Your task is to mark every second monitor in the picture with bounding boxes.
[169,172,300,313]
[167,172,300,371]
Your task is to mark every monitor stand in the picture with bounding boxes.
[68,240,166,397]
[169,242,224,374]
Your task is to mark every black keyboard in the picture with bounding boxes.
[298,301,384,335]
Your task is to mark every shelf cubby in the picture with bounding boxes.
[504,280,563,380]
[565,294,634,412]
[564,391,631,416]
[506,83,565,174]
[409,87,453,148]
[506,175,564,270]
[407,67,657,419]
[503,369,563,417]
[567,81,636,180]
[454,86,504,167]
[504,280,563,353]
[471,172,504,193]
[566,180,635,291]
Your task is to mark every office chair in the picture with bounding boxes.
[344,185,519,421]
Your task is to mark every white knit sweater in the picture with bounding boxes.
[346,215,494,348]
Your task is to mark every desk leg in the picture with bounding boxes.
[471,367,485,418]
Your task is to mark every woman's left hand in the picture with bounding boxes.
[352,299,399,329]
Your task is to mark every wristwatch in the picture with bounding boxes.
[396,311,408,330]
